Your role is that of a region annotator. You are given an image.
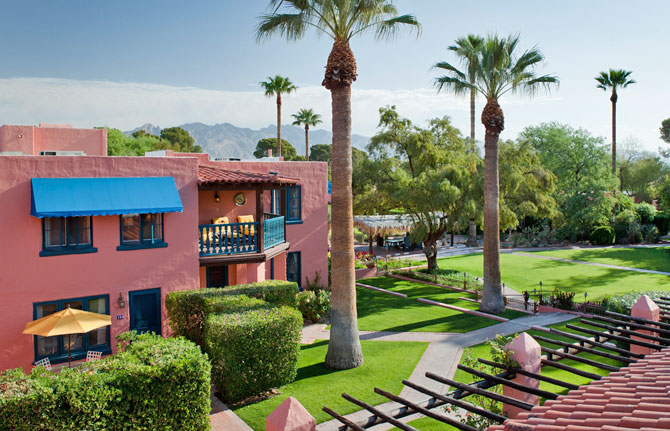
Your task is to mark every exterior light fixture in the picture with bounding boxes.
[117,293,126,308]
[214,191,220,203]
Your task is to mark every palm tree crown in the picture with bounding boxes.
[260,75,297,157]
[292,108,322,160]
[595,69,635,101]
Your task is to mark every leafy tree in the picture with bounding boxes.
[131,130,158,139]
[310,143,332,163]
[659,118,670,157]
[364,107,474,270]
[160,127,202,153]
[595,69,636,175]
[622,156,667,202]
[291,108,322,161]
[434,34,558,314]
[261,75,297,158]
[434,33,484,247]
[253,138,304,161]
[258,0,420,369]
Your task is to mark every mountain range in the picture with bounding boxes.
[126,122,371,159]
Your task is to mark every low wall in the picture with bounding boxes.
[355,267,378,280]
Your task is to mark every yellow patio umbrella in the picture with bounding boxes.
[23,305,112,368]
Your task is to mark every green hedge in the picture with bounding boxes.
[590,225,615,245]
[220,280,299,308]
[204,306,302,403]
[0,333,210,431]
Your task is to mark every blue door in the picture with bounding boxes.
[129,288,161,335]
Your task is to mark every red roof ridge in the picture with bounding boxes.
[197,164,299,186]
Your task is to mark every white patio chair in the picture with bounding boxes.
[34,357,52,370]
[85,351,102,362]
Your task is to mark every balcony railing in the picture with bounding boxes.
[199,214,285,257]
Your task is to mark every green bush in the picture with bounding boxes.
[296,290,331,322]
[642,224,660,243]
[204,306,302,403]
[653,213,670,235]
[218,280,300,307]
[589,225,615,245]
[636,202,657,224]
[605,291,669,314]
[0,333,210,431]
[614,210,642,244]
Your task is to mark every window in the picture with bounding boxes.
[270,189,281,215]
[206,265,228,287]
[286,186,302,224]
[41,216,96,257]
[33,295,111,364]
[118,213,167,250]
[287,251,301,287]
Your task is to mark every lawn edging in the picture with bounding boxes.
[417,297,509,322]
[356,282,408,298]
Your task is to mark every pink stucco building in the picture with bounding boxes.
[0,126,329,371]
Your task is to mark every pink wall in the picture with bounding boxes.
[0,125,107,156]
[198,189,258,225]
[213,161,329,288]
[0,156,199,371]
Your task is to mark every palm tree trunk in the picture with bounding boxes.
[611,97,616,176]
[465,86,478,248]
[305,124,310,161]
[277,94,282,158]
[325,83,364,370]
[480,99,505,314]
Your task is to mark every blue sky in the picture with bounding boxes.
[1,0,669,152]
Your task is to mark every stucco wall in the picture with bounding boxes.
[213,161,329,287]
[0,156,199,371]
[198,189,258,225]
[0,125,107,156]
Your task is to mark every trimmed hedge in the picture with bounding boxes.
[204,306,302,403]
[590,225,615,245]
[0,333,210,431]
[296,289,331,322]
[220,280,299,308]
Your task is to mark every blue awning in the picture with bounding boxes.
[31,177,183,218]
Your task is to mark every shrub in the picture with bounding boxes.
[614,210,642,244]
[204,306,302,403]
[589,225,615,245]
[636,202,657,224]
[0,333,210,431]
[605,291,669,314]
[396,268,483,291]
[220,280,299,307]
[642,224,660,243]
[296,289,331,322]
[654,213,670,235]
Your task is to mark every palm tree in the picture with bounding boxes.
[260,75,297,158]
[434,34,558,314]
[595,69,636,175]
[435,33,484,248]
[258,0,420,369]
[292,108,322,161]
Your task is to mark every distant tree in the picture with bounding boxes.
[261,75,297,158]
[659,118,670,157]
[310,144,332,163]
[103,127,168,156]
[292,108,322,161]
[595,69,636,175]
[254,138,304,161]
[160,127,202,153]
[131,130,158,139]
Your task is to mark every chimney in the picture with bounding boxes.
[268,148,273,157]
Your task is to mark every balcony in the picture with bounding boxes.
[199,213,285,258]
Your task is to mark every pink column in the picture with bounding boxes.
[274,252,287,281]
[266,397,315,431]
[247,262,266,283]
[631,295,660,356]
[503,333,541,419]
[235,264,248,285]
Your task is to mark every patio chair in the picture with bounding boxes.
[86,351,102,362]
[237,215,256,236]
[34,357,52,370]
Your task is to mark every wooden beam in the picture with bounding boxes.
[425,372,535,411]
[565,324,664,350]
[580,319,670,344]
[533,335,635,364]
[541,346,620,372]
[588,315,670,338]
[341,393,419,431]
[322,407,366,431]
[374,388,479,431]
[548,328,644,358]
[457,364,558,399]
[256,190,264,252]
[541,359,602,380]
[477,359,579,390]
[605,311,670,330]
[401,379,507,423]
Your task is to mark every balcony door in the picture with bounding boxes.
[129,288,162,335]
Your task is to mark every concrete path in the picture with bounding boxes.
[210,388,253,431]
[505,251,670,276]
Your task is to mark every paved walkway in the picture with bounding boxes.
[505,251,670,276]
[210,388,253,431]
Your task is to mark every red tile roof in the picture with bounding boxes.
[488,347,670,431]
[197,165,298,187]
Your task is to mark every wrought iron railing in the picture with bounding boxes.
[264,214,285,249]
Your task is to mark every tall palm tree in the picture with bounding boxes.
[435,34,484,248]
[595,69,636,176]
[434,34,558,314]
[292,108,322,160]
[260,75,297,157]
[258,0,420,370]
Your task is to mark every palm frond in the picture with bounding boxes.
[256,13,310,42]
[434,76,473,96]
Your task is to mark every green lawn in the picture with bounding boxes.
[389,416,460,431]
[233,339,428,430]
[528,246,670,273]
[437,253,670,300]
[356,277,526,333]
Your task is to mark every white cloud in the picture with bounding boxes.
[0,77,663,154]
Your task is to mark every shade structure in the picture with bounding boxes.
[23,307,112,368]
[30,176,183,218]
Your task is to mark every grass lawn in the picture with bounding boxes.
[527,246,670,273]
[356,277,526,333]
[453,319,624,398]
[389,416,460,431]
[437,253,670,300]
[233,339,428,430]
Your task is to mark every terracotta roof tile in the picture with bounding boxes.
[197,165,298,187]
